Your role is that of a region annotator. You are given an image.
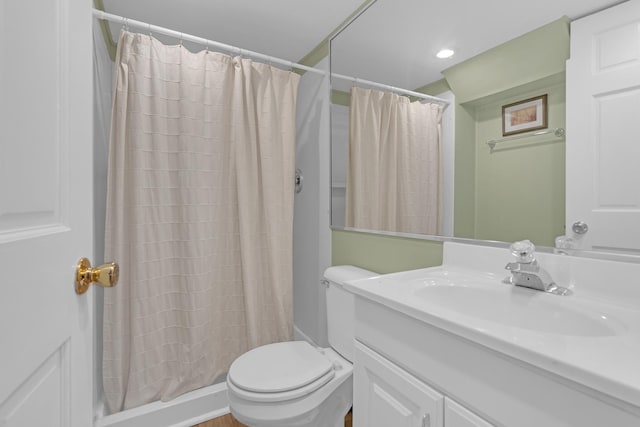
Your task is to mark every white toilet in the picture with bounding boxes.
[226,265,377,427]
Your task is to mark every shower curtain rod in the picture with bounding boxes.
[92,9,324,75]
[331,72,450,106]
[92,9,450,106]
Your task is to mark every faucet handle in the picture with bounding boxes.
[510,240,536,263]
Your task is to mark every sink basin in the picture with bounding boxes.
[349,267,627,338]
[414,281,622,337]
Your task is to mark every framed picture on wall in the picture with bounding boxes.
[502,94,548,136]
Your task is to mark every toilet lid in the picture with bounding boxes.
[227,368,335,403]
[228,341,333,394]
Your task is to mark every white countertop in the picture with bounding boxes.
[343,242,640,409]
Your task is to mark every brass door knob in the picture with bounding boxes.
[75,258,119,294]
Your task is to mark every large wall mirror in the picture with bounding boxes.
[329,0,638,257]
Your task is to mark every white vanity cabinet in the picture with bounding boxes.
[350,295,640,427]
[346,240,640,426]
[354,341,493,427]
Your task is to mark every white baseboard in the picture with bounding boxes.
[95,382,229,427]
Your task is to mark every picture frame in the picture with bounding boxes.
[502,94,548,136]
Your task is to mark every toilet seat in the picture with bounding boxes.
[228,368,335,403]
[227,341,336,403]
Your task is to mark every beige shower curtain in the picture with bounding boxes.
[346,87,443,234]
[103,31,299,412]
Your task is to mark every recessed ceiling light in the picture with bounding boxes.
[436,49,454,59]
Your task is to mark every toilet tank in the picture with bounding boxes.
[323,265,378,362]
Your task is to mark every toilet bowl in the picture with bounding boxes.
[226,266,377,427]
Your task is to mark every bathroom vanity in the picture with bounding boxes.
[344,242,640,427]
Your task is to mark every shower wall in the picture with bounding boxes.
[293,56,332,347]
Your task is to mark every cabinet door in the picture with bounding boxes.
[354,341,444,427]
[445,398,494,427]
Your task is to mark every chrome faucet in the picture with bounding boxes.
[504,240,571,295]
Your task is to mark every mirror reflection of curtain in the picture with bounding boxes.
[103,31,299,412]
[346,87,443,234]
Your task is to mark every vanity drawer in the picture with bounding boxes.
[445,398,494,427]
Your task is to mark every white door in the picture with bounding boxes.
[354,341,444,427]
[0,1,95,426]
[566,0,640,253]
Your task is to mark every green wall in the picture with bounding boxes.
[442,18,570,103]
[452,103,476,238]
[473,74,566,246]
[332,230,443,273]
[330,18,570,270]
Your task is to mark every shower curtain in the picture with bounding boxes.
[103,31,299,412]
[345,87,443,234]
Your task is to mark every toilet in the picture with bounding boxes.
[226,265,377,427]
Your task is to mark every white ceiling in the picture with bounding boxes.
[102,0,364,62]
[103,0,628,91]
[331,0,628,91]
